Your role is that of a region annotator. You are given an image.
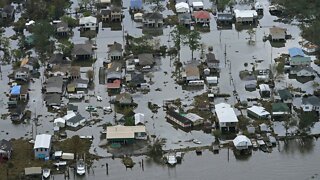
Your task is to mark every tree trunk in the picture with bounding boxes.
[191,50,194,60]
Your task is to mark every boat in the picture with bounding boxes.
[193,139,201,144]
[212,144,220,154]
[251,139,259,150]
[176,152,182,163]
[76,159,86,175]
[167,154,177,166]
[42,168,50,179]
[103,106,113,114]
[85,105,97,112]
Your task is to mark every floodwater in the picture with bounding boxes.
[1,0,320,179]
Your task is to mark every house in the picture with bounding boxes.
[184,64,200,82]
[233,9,258,23]
[79,16,98,31]
[0,5,15,19]
[72,43,93,60]
[259,123,271,132]
[98,0,111,7]
[48,53,70,66]
[48,64,70,78]
[278,89,293,104]
[269,27,287,41]
[206,76,218,85]
[301,96,320,113]
[206,52,219,70]
[233,135,252,150]
[166,109,192,129]
[216,13,233,25]
[143,12,163,28]
[53,118,66,128]
[272,102,290,117]
[184,113,204,126]
[34,134,52,159]
[100,8,111,22]
[45,93,61,106]
[106,125,147,144]
[10,85,29,101]
[259,84,271,98]
[134,113,145,125]
[247,106,270,119]
[64,112,86,128]
[110,6,122,22]
[126,72,146,87]
[215,103,238,133]
[14,67,30,81]
[130,0,143,11]
[0,139,12,160]
[54,21,70,36]
[288,47,311,66]
[115,93,133,105]
[256,69,270,82]
[46,76,64,94]
[193,10,210,24]
[126,58,136,72]
[290,66,314,77]
[175,2,190,13]
[178,12,192,26]
[108,42,123,60]
[107,79,121,92]
[137,53,155,68]
[73,78,89,90]
[192,1,204,11]
[134,12,143,21]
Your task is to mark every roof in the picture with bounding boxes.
[206,52,219,62]
[192,1,204,7]
[259,84,270,91]
[178,12,192,21]
[288,47,304,57]
[34,134,52,149]
[272,103,290,113]
[0,139,12,152]
[167,109,192,125]
[79,16,97,25]
[106,125,146,139]
[193,10,210,19]
[185,64,200,77]
[100,8,111,16]
[49,53,70,65]
[46,76,63,93]
[54,118,65,124]
[184,113,203,122]
[138,53,155,66]
[269,27,286,38]
[108,61,122,72]
[25,167,42,175]
[302,96,320,106]
[2,5,14,14]
[175,2,189,12]
[70,66,81,77]
[234,9,257,18]
[247,106,270,116]
[217,13,233,21]
[100,0,111,3]
[233,135,252,147]
[115,92,132,102]
[289,56,312,63]
[110,6,121,12]
[130,0,143,9]
[67,113,85,124]
[63,112,76,120]
[129,73,145,85]
[45,93,61,105]
[215,103,239,123]
[108,42,123,53]
[11,85,21,95]
[134,113,145,125]
[107,79,121,89]
[72,43,93,56]
[68,104,78,111]
[278,89,292,100]
[143,12,163,20]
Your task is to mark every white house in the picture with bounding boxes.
[34,134,52,159]
[234,9,257,23]
[192,1,204,11]
[290,66,314,77]
[175,2,189,13]
[206,76,218,85]
[301,96,320,112]
[259,84,271,98]
[79,16,98,31]
[215,103,238,133]
[63,112,86,128]
[54,118,66,127]
[247,106,270,119]
[233,135,252,150]
[134,113,145,125]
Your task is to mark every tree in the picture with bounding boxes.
[86,69,94,82]
[32,21,55,60]
[0,29,11,63]
[247,28,256,45]
[170,25,187,61]
[148,0,165,12]
[183,30,201,60]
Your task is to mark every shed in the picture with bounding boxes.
[25,167,42,176]
[206,76,218,85]
[233,135,252,150]
[175,2,189,13]
[134,113,145,125]
[54,118,66,128]
[259,84,270,98]
[61,152,74,160]
[247,106,270,119]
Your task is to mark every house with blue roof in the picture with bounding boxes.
[9,85,29,101]
[130,0,142,11]
[288,47,311,66]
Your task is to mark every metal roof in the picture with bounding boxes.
[34,134,51,149]
[215,103,238,123]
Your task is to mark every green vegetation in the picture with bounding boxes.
[299,111,318,132]
[182,30,202,60]
[147,138,164,163]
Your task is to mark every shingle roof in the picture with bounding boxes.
[193,11,211,19]
[278,89,292,100]
[143,12,163,20]
[302,96,320,106]
[72,44,93,56]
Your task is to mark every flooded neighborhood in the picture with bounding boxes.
[0,0,320,179]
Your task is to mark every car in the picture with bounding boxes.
[193,139,201,144]
[85,105,97,112]
[97,96,102,101]
[103,106,112,113]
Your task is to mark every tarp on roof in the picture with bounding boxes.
[11,85,21,95]
[288,47,304,57]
